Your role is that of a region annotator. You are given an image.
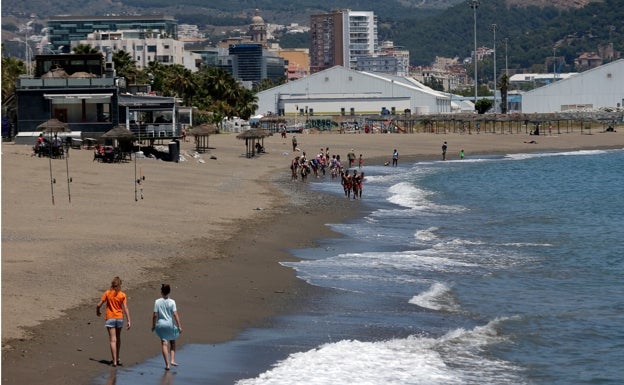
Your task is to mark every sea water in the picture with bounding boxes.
[95,149,624,385]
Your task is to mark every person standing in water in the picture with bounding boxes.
[442,141,448,161]
[152,283,183,370]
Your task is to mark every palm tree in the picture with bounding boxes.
[499,74,509,114]
[112,50,138,84]
[72,44,100,54]
[235,89,258,120]
[1,56,26,103]
[165,65,196,105]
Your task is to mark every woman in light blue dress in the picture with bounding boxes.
[152,284,183,370]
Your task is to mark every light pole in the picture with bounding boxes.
[504,38,509,77]
[553,47,557,79]
[12,38,34,75]
[24,20,34,75]
[491,23,498,113]
[469,0,480,109]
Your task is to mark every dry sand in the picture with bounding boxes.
[2,128,623,384]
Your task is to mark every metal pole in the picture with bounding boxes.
[469,1,480,108]
[134,152,138,202]
[491,23,498,113]
[553,47,557,79]
[65,143,71,203]
[504,38,509,77]
[48,131,55,205]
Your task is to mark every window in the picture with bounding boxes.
[147,45,157,52]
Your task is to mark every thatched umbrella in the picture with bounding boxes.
[192,123,218,153]
[101,125,135,162]
[37,118,70,133]
[41,68,69,78]
[236,128,272,158]
[101,124,135,140]
[69,71,96,78]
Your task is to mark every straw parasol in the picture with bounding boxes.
[236,128,272,158]
[192,123,218,153]
[41,68,69,78]
[37,118,70,133]
[101,124,135,140]
[69,71,96,78]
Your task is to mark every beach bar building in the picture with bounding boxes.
[14,54,119,144]
[12,53,186,145]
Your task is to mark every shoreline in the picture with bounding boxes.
[2,130,623,384]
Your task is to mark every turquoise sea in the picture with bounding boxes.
[96,148,624,385]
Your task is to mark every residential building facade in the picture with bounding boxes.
[46,15,178,54]
[309,10,348,73]
[310,10,384,74]
[74,30,198,72]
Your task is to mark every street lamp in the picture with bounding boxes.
[504,38,509,77]
[491,23,498,113]
[553,47,557,79]
[468,0,480,109]
[12,38,34,75]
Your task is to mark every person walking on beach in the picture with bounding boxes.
[442,141,448,161]
[392,149,399,167]
[96,276,131,367]
[358,154,364,169]
[460,149,465,160]
[347,149,356,168]
[292,135,298,152]
[152,283,183,370]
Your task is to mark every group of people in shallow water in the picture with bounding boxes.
[290,146,364,200]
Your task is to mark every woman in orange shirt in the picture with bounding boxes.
[96,276,132,367]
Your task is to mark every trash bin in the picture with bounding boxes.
[168,140,180,162]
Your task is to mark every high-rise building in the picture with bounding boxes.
[309,9,377,74]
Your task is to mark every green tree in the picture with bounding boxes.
[235,88,258,120]
[148,64,197,105]
[475,99,493,114]
[1,55,26,103]
[112,50,138,84]
[72,44,100,54]
[499,74,509,114]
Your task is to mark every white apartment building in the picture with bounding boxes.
[74,30,200,72]
[346,11,378,70]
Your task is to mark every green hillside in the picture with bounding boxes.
[388,0,624,69]
[2,0,621,72]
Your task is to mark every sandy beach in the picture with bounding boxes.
[2,127,623,384]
